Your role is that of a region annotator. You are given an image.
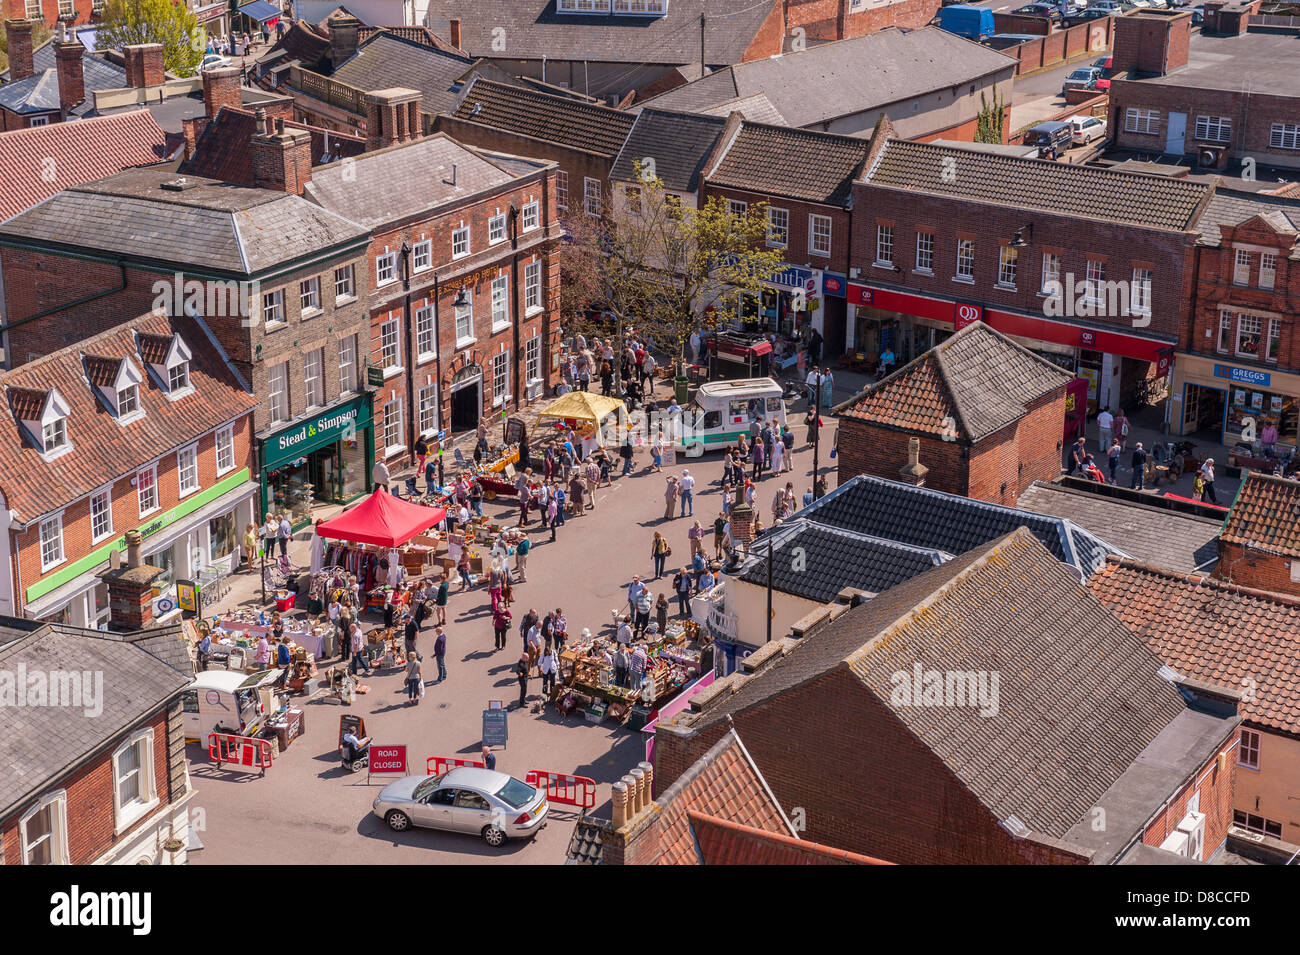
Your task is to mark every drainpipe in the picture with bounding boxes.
[433,271,445,489]
[0,260,128,361]
[400,241,417,469]
[510,205,521,415]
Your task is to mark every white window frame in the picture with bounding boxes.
[1260,252,1277,291]
[767,207,789,249]
[997,245,1017,289]
[915,231,934,273]
[522,201,539,232]
[452,226,470,259]
[416,305,436,362]
[525,260,542,314]
[90,488,114,543]
[117,382,140,418]
[1084,259,1106,306]
[1266,317,1281,364]
[455,291,475,346]
[303,348,325,409]
[1233,248,1252,286]
[1124,108,1159,135]
[491,275,510,332]
[262,287,285,328]
[1239,728,1260,771]
[215,424,236,475]
[1130,267,1152,316]
[412,239,432,273]
[167,361,190,394]
[267,361,289,423]
[728,199,748,218]
[492,350,511,407]
[19,791,69,866]
[112,728,159,836]
[338,335,357,393]
[42,417,68,454]
[1235,312,1263,359]
[1041,252,1061,294]
[299,276,321,316]
[875,224,893,266]
[1194,115,1231,143]
[176,443,200,498]
[955,238,975,281]
[39,514,65,572]
[137,463,160,517]
[584,178,602,217]
[809,214,831,257]
[381,317,403,375]
[1217,311,1232,354]
[489,213,507,245]
[1270,123,1300,151]
[556,170,569,212]
[526,334,541,386]
[383,396,404,454]
[334,263,356,302]
[417,384,439,436]
[58,0,74,15]
[376,251,397,287]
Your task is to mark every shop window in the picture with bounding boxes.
[338,335,357,393]
[176,443,199,498]
[304,348,324,408]
[955,239,975,281]
[1239,728,1260,770]
[112,729,158,835]
[997,245,1017,289]
[39,515,65,571]
[1266,318,1281,364]
[299,276,321,315]
[1233,249,1251,286]
[1130,267,1152,317]
[381,318,403,372]
[413,239,432,272]
[334,264,356,302]
[526,334,541,385]
[1233,810,1282,839]
[489,213,507,243]
[1236,313,1263,358]
[491,276,510,331]
[417,305,436,360]
[767,207,789,248]
[137,463,159,516]
[215,424,236,474]
[1217,313,1232,354]
[20,791,69,865]
[556,171,568,212]
[915,231,933,272]
[492,350,510,406]
[525,261,542,313]
[209,510,237,562]
[268,361,289,423]
[522,201,539,232]
[262,288,285,327]
[1260,253,1276,291]
[455,293,475,344]
[809,214,831,257]
[376,251,397,286]
[874,224,893,265]
[90,489,113,542]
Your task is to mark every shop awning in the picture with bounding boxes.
[316,490,446,548]
[238,0,282,23]
[713,338,772,358]
[536,391,626,424]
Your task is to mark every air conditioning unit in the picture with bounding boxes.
[1198,146,1227,170]
[1177,810,1206,861]
[1159,830,1190,856]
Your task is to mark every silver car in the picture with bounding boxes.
[372,767,548,846]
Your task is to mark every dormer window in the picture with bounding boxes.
[42,417,67,453]
[14,386,73,461]
[168,361,190,392]
[117,383,139,416]
[139,332,195,399]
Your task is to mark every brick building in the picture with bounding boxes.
[1174,188,1300,446]
[1214,471,1300,597]
[834,322,1072,504]
[1108,12,1300,173]
[657,528,1241,864]
[0,618,195,865]
[0,167,374,524]
[849,128,1212,415]
[5,0,96,27]
[784,0,942,43]
[0,311,257,626]
[1,20,130,129]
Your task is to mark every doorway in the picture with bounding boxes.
[450,378,481,433]
[1182,383,1225,437]
[1165,112,1187,156]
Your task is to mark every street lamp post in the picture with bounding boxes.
[765,529,773,643]
[811,374,822,499]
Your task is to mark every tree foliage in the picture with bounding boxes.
[98,0,203,77]
[976,85,1006,145]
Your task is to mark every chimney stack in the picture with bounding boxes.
[363,87,422,151]
[123,43,165,88]
[328,15,362,68]
[611,780,629,829]
[900,436,929,486]
[55,23,86,118]
[251,117,313,194]
[4,17,34,82]
[449,18,462,48]
[201,63,243,119]
[1110,10,1192,78]
[99,529,164,631]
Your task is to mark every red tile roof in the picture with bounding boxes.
[178,107,365,188]
[135,334,173,365]
[687,812,892,865]
[0,110,169,222]
[1088,557,1300,734]
[7,388,47,422]
[0,312,257,519]
[82,355,122,388]
[1219,471,1300,558]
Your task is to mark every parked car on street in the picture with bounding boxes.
[1063,66,1104,93]
[1013,2,1064,19]
[1190,3,1205,22]
[1023,120,1074,157]
[1069,114,1107,145]
[1089,0,1127,10]
[200,53,232,71]
[1064,7,1113,25]
[373,767,549,846]
[938,4,997,39]
[1092,54,1114,90]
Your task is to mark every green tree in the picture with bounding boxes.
[98,0,203,77]
[976,86,1006,145]
[0,20,52,75]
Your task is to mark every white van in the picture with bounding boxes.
[679,378,787,457]
[182,669,283,743]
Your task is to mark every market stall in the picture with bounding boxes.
[536,391,627,456]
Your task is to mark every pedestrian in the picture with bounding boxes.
[688,519,706,559]
[435,572,449,625]
[489,559,505,612]
[515,653,530,707]
[616,614,634,649]
[405,651,423,704]
[1114,409,1131,451]
[751,440,766,480]
[403,611,418,656]
[613,645,630,688]
[679,469,695,516]
[414,433,429,482]
[197,630,212,671]
[277,511,292,557]
[456,547,473,591]
[1067,436,1087,475]
[1130,441,1148,490]
[335,600,353,661]
[664,475,680,519]
[651,435,664,472]
[1107,439,1121,483]
[651,531,670,578]
[525,619,543,673]
[781,425,795,471]
[433,626,447,683]
[552,607,568,653]
[546,493,559,542]
[349,622,372,675]
[673,567,692,615]
[713,513,728,559]
[242,522,258,572]
[770,434,785,474]
[630,644,648,689]
[655,592,669,634]
[620,439,635,476]
[554,480,567,526]
[515,533,530,582]
[372,456,391,492]
[468,479,484,517]
[634,585,653,637]
[568,472,585,515]
[1199,458,1218,504]
[492,603,511,651]
[539,646,558,696]
[1096,406,1114,452]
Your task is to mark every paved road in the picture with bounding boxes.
[190,405,835,865]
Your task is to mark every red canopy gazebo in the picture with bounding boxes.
[316,490,446,548]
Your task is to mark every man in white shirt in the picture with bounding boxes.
[1096,407,1114,453]
[678,469,696,517]
[689,330,701,365]
[372,457,391,491]
[805,367,821,405]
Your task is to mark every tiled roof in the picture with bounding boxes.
[1088,558,1300,735]
[304,133,518,230]
[0,311,257,519]
[678,529,1190,840]
[642,27,1015,128]
[708,121,869,205]
[330,32,477,116]
[179,107,365,187]
[0,624,191,814]
[135,334,173,364]
[1194,188,1300,249]
[865,139,1211,231]
[263,19,330,69]
[687,813,891,865]
[566,818,604,864]
[0,110,169,222]
[1018,482,1220,574]
[82,355,121,388]
[737,518,949,603]
[427,0,776,66]
[8,388,47,422]
[798,474,1123,576]
[358,25,462,56]
[1219,471,1300,558]
[452,78,636,158]
[0,41,128,118]
[695,92,786,126]
[0,168,368,275]
[837,322,1072,441]
[610,108,727,192]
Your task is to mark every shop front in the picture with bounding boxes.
[1173,355,1300,451]
[194,1,229,40]
[258,394,375,525]
[22,469,257,629]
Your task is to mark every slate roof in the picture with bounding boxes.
[695,92,786,126]
[452,78,636,157]
[262,19,331,70]
[329,31,477,116]
[676,529,1191,840]
[179,107,366,187]
[0,623,191,815]
[1088,557,1300,736]
[737,519,949,603]
[303,133,519,230]
[0,168,368,275]
[865,139,1211,231]
[837,321,1072,441]
[1193,187,1300,250]
[0,311,257,519]
[0,110,169,223]
[357,25,462,56]
[1018,482,1221,574]
[609,108,726,191]
[639,27,1015,127]
[428,0,777,66]
[708,121,870,206]
[0,39,128,118]
[1219,471,1300,558]
[798,474,1123,576]
[688,812,891,865]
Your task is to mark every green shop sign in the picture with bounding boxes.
[26,468,252,604]
[261,395,372,471]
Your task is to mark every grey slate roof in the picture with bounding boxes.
[708,121,869,205]
[640,27,1015,127]
[695,93,786,126]
[0,623,191,814]
[609,108,726,191]
[428,0,777,67]
[681,528,1192,841]
[453,78,637,157]
[737,518,949,603]
[329,32,477,116]
[798,474,1124,576]
[304,134,517,230]
[0,168,368,275]
[0,41,127,117]
[865,139,1211,231]
[1017,482,1220,574]
[1192,187,1300,249]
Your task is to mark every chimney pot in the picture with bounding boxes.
[611,781,629,829]
[125,529,144,568]
[637,761,654,801]
[629,768,646,815]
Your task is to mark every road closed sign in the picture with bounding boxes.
[369,744,407,775]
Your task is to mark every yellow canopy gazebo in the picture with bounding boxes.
[536,391,626,424]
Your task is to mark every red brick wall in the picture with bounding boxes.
[0,708,172,865]
[836,420,970,494]
[1214,542,1300,598]
[12,0,97,27]
[741,1,787,60]
[1140,740,1237,861]
[783,0,942,42]
[1111,11,1190,76]
[968,389,1068,505]
[704,185,854,274]
[11,415,255,612]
